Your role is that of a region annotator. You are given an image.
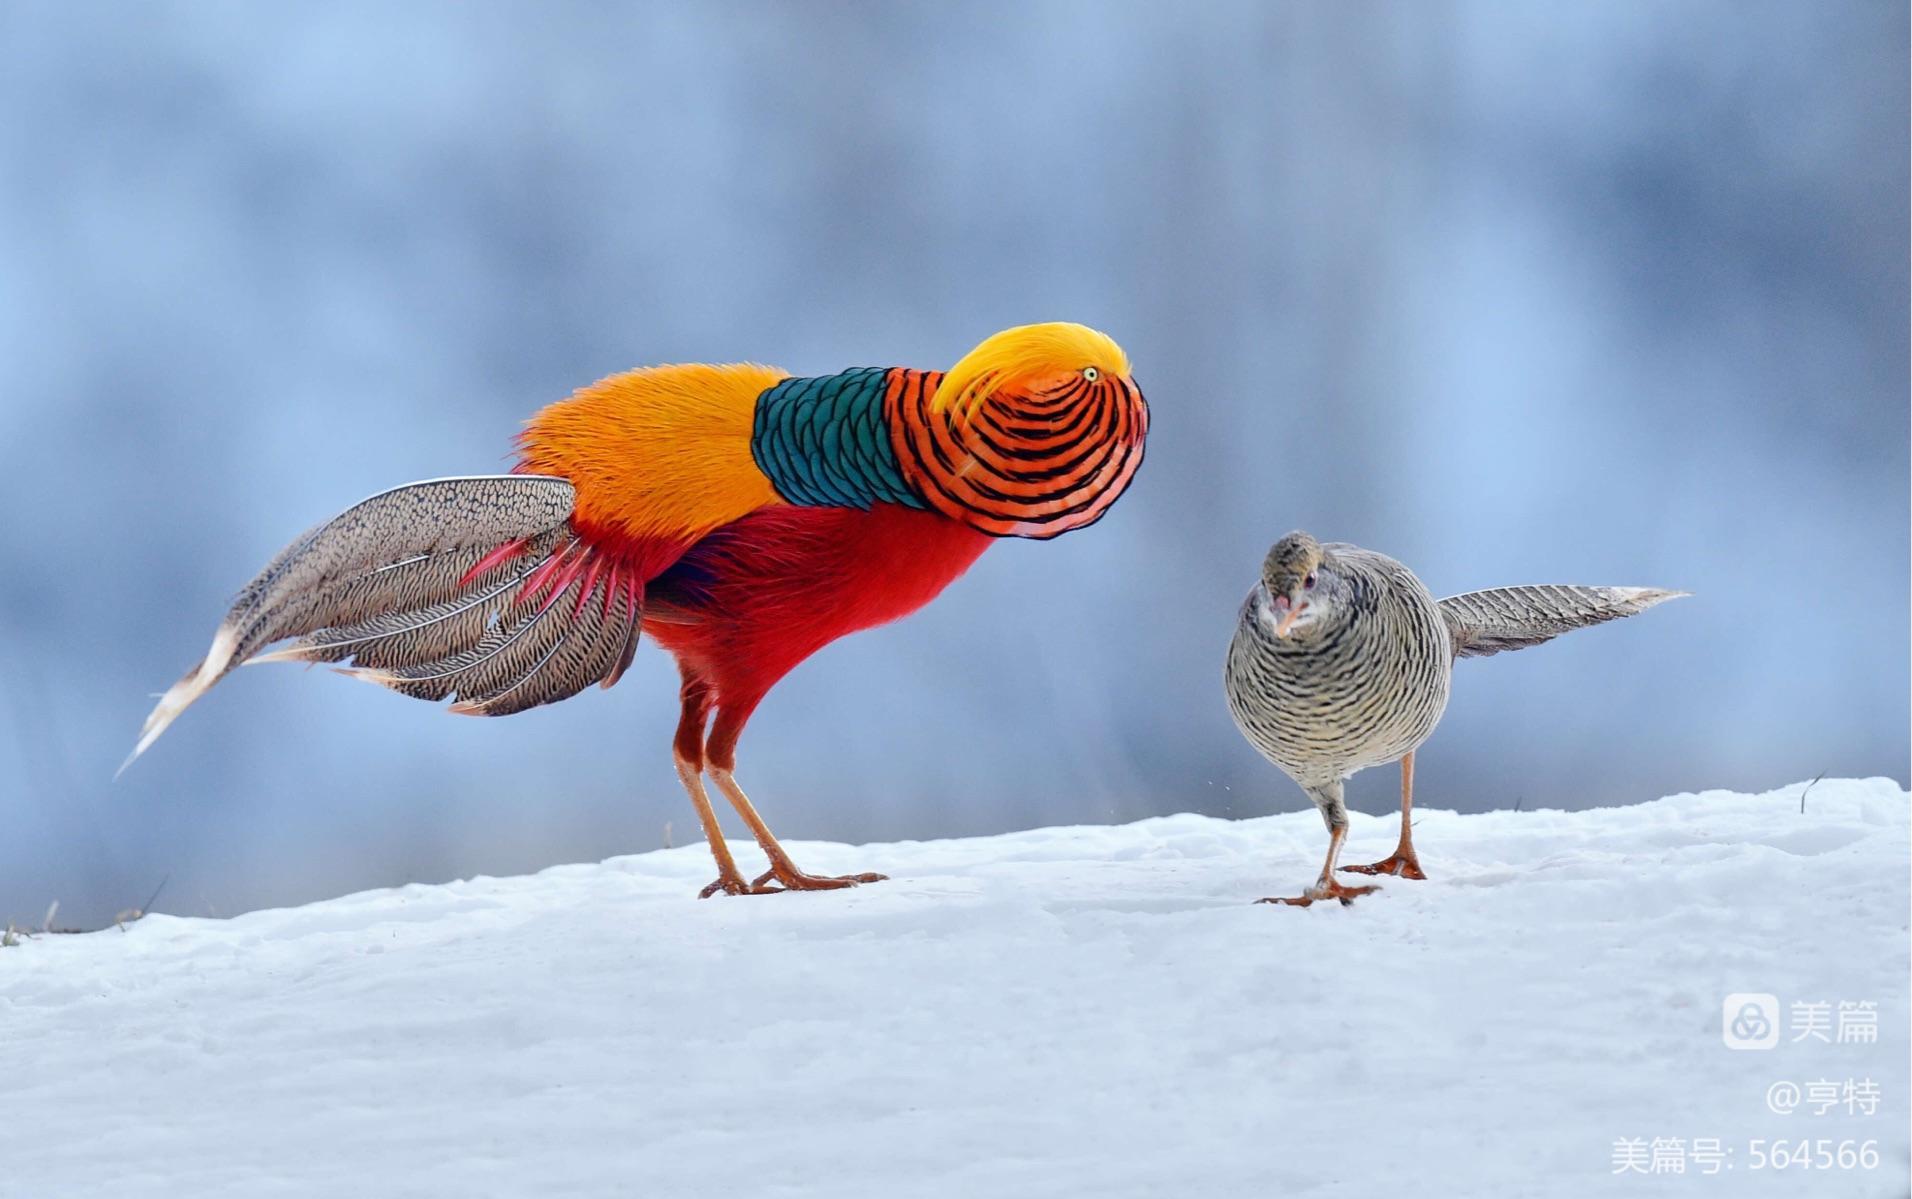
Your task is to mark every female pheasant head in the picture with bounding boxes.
[889,322,1149,539]
[1257,531,1338,641]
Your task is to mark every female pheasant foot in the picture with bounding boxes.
[1342,850,1426,880]
[1343,753,1428,879]
[1258,822,1379,907]
[1257,875,1380,907]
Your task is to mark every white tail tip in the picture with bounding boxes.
[117,626,238,779]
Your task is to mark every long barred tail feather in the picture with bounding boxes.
[326,533,645,716]
[124,475,644,771]
[1438,584,1687,659]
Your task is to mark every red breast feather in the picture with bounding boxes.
[644,503,990,708]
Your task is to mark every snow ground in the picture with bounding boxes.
[3,778,1907,1198]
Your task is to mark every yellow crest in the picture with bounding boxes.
[931,322,1131,416]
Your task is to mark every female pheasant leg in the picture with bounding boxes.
[1261,782,1379,907]
[1343,751,1427,880]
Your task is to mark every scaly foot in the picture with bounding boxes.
[698,870,782,898]
[1341,850,1426,880]
[697,867,887,897]
[750,866,887,892]
[1257,877,1379,907]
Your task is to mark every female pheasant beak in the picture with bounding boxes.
[1258,531,1325,641]
[1255,581,1309,639]
[1270,591,1309,638]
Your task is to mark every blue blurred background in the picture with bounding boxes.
[2,2,1904,927]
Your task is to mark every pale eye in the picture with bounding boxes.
[1081,366,1100,382]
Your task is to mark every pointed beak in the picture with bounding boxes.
[1270,593,1308,638]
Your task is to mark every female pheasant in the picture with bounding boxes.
[130,323,1148,895]
[1224,532,1682,907]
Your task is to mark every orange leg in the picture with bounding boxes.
[675,753,761,897]
[680,688,885,896]
[667,668,770,897]
[1259,821,1379,907]
[708,768,886,892]
[1342,751,1428,880]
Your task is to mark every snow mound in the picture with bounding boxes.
[4,779,1907,1198]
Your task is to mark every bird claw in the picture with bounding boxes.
[1341,852,1426,880]
[753,868,888,892]
[697,873,783,898]
[697,868,886,898]
[1256,878,1379,907]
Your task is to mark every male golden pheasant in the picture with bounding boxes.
[130,323,1148,895]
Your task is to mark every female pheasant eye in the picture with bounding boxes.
[1304,573,1317,590]
[1081,366,1100,382]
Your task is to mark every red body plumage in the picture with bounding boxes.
[642,502,991,767]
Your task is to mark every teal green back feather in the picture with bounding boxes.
[749,368,926,510]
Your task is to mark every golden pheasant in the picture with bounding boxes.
[131,323,1149,895]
